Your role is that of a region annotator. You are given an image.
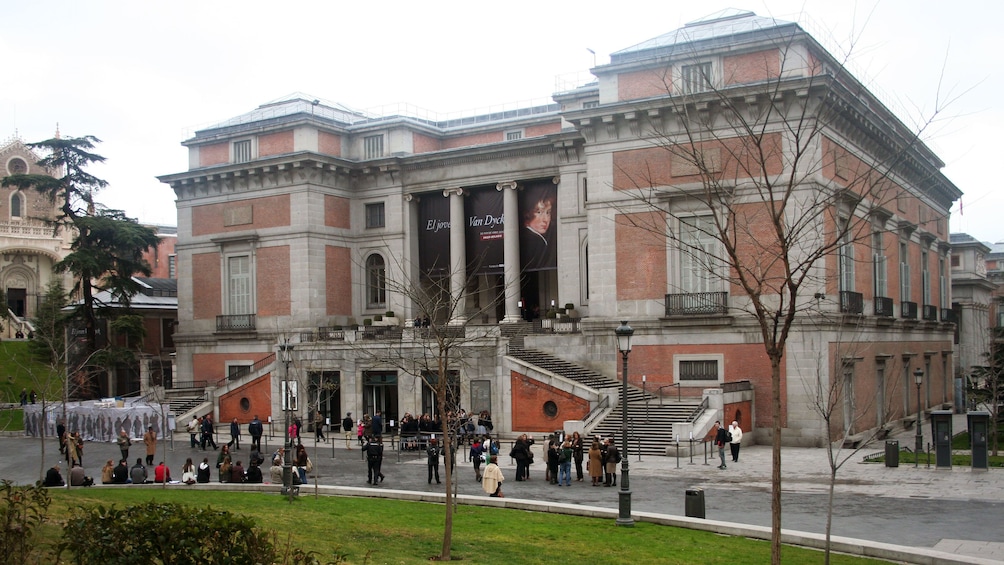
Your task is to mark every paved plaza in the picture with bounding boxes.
[2,413,1001,563]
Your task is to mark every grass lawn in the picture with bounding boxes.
[0,340,57,405]
[35,489,890,564]
[0,408,22,430]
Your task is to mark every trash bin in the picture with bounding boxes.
[885,440,899,467]
[685,487,705,519]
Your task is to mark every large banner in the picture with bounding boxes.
[465,186,505,275]
[519,180,557,271]
[22,401,171,443]
[418,194,451,276]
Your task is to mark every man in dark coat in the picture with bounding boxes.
[364,436,385,485]
[713,420,729,470]
[43,464,65,487]
[248,415,263,451]
[427,438,441,484]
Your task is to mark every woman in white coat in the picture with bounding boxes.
[728,421,743,462]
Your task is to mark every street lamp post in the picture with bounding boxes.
[615,321,634,527]
[914,368,923,468]
[279,342,297,500]
[642,374,648,423]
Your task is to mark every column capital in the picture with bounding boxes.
[496,180,518,192]
[443,187,465,197]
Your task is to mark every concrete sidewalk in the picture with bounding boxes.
[3,414,1001,564]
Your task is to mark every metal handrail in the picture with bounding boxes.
[657,383,681,404]
[582,395,611,428]
[215,352,276,388]
[686,397,710,422]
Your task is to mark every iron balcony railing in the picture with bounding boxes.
[216,314,256,332]
[839,291,863,314]
[665,291,728,316]
[874,296,894,317]
[922,305,938,321]
[900,301,918,319]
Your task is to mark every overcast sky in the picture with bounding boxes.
[2,0,1000,242]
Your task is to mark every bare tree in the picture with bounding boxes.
[341,251,500,562]
[969,327,1004,455]
[608,24,958,563]
[803,319,900,564]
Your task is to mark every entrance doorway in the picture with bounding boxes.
[309,371,341,431]
[7,288,25,317]
[363,371,398,435]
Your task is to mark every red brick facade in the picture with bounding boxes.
[510,371,590,432]
[219,373,274,424]
[615,212,667,300]
[256,245,290,317]
[191,252,221,319]
[258,130,294,157]
[324,194,350,228]
[199,142,229,167]
[325,245,352,316]
[191,195,290,236]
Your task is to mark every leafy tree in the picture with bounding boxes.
[2,136,160,398]
[28,281,69,365]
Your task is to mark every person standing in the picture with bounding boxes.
[481,455,504,497]
[370,410,383,439]
[342,412,353,449]
[713,420,729,469]
[19,388,27,406]
[571,431,584,482]
[143,426,157,466]
[558,439,573,486]
[546,436,560,485]
[604,438,620,487]
[117,430,131,462]
[56,419,66,455]
[314,410,326,443]
[248,415,263,451]
[729,420,743,462]
[427,438,441,484]
[187,416,200,448]
[364,436,385,485]
[228,418,241,450]
[588,440,603,486]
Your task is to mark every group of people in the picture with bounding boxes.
[713,420,744,469]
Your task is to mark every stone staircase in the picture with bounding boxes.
[507,344,703,455]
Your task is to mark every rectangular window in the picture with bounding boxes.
[939,257,947,307]
[233,140,252,163]
[168,255,177,279]
[228,255,251,315]
[899,242,910,302]
[161,318,176,349]
[842,364,855,434]
[838,219,854,292]
[680,215,718,293]
[681,62,713,94]
[922,249,930,305]
[678,359,718,381]
[872,232,886,297]
[505,130,523,141]
[365,202,385,229]
[583,100,599,109]
[363,135,384,159]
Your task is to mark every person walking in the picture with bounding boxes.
[370,410,383,439]
[713,420,729,469]
[201,414,218,450]
[228,418,241,450]
[481,455,504,497]
[143,426,157,466]
[427,438,441,484]
[729,420,743,462]
[248,415,263,452]
[364,436,385,485]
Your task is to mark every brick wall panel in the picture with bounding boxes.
[326,245,352,316]
[192,252,221,319]
[191,195,291,237]
[510,371,590,432]
[257,245,290,316]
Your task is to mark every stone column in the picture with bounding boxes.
[446,188,467,325]
[498,181,521,323]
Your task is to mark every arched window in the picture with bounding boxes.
[10,192,23,218]
[366,254,386,308]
